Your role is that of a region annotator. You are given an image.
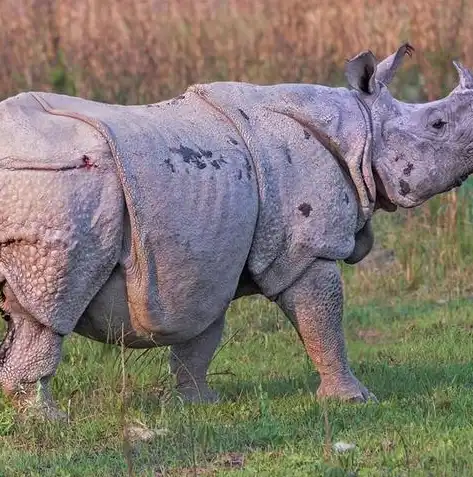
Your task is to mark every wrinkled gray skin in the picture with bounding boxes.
[1,43,473,420]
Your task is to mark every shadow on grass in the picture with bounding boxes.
[215,360,473,403]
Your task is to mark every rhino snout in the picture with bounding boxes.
[374,167,418,208]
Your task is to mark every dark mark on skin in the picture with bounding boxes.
[344,193,349,204]
[164,158,175,173]
[170,144,211,170]
[298,202,313,217]
[394,153,404,162]
[244,156,252,179]
[237,169,242,180]
[198,148,213,158]
[403,163,414,176]
[284,145,292,164]
[304,130,311,139]
[238,108,250,120]
[399,179,411,196]
[228,137,239,145]
[211,155,228,170]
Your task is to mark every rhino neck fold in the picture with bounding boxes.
[262,85,376,223]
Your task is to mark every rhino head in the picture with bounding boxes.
[345,44,473,212]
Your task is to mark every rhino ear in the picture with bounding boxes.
[375,43,414,86]
[345,50,378,95]
[453,61,473,90]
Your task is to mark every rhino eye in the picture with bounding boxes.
[431,119,447,130]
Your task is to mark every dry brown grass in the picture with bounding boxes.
[0,0,471,103]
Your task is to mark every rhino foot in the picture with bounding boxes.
[316,372,377,404]
[21,398,67,422]
[176,385,220,404]
[11,378,67,422]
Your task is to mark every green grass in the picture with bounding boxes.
[1,291,473,476]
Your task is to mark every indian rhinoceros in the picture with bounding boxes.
[1,43,473,419]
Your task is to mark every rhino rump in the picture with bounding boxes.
[0,92,124,335]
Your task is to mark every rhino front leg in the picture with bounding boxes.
[0,284,65,420]
[169,315,225,404]
[276,259,376,403]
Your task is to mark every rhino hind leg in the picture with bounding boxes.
[169,314,225,404]
[0,284,65,420]
[276,259,377,403]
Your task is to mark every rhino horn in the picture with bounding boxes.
[345,50,378,95]
[375,43,415,86]
[453,61,473,90]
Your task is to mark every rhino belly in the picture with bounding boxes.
[75,261,262,349]
[74,265,161,349]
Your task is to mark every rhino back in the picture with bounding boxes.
[33,91,259,339]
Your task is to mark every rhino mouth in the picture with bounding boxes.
[446,173,469,192]
[373,169,397,212]
[373,163,422,209]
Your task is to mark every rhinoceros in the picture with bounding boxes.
[1,43,473,419]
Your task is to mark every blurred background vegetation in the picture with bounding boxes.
[1,0,473,305]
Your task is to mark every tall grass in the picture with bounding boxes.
[1,0,473,300]
[1,0,471,102]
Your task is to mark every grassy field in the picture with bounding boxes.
[2,287,473,476]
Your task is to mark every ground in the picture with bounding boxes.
[1,286,473,476]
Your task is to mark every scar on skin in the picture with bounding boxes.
[82,155,98,169]
[298,202,313,217]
